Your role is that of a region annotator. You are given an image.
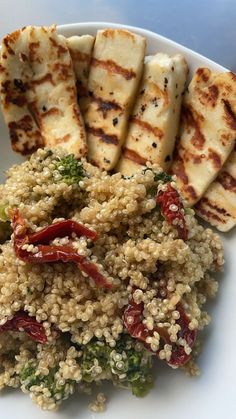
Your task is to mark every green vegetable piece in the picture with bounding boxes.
[0,205,9,222]
[20,361,76,402]
[54,154,85,185]
[81,341,111,382]
[114,335,154,397]
[153,172,172,183]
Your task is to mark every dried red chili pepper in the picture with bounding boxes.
[28,219,98,243]
[156,184,188,241]
[123,299,196,367]
[0,311,47,344]
[12,210,111,289]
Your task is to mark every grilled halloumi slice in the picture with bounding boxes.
[116,53,188,176]
[195,148,236,231]
[65,35,94,113]
[0,25,87,157]
[85,28,146,170]
[171,68,236,206]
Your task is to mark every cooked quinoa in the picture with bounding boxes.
[0,148,224,411]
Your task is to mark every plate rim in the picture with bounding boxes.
[57,21,228,72]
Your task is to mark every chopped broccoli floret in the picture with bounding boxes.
[20,360,76,405]
[112,336,153,397]
[0,205,9,222]
[81,341,111,382]
[54,154,85,185]
[80,335,153,397]
[153,172,172,183]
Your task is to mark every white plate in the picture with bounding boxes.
[0,22,235,419]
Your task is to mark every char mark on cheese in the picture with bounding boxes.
[8,115,43,153]
[195,204,226,223]
[182,105,205,149]
[31,73,54,86]
[123,148,147,165]
[89,92,122,118]
[130,116,163,138]
[222,99,236,130]
[49,37,68,56]
[41,107,61,118]
[208,148,222,169]
[196,84,219,107]
[1,80,27,107]
[29,41,40,62]
[218,171,236,193]
[91,57,136,80]
[68,49,91,63]
[195,68,210,83]
[86,125,119,145]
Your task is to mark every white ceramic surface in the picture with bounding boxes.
[0,22,235,419]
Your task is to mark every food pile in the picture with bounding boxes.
[0,24,231,412]
[0,148,223,410]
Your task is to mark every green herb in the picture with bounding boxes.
[153,172,172,183]
[20,361,76,402]
[80,335,153,397]
[0,205,9,222]
[54,154,85,185]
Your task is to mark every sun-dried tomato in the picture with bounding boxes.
[0,311,47,343]
[12,210,111,289]
[123,299,196,367]
[156,184,188,241]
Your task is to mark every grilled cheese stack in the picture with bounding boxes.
[0,25,87,157]
[195,148,236,231]
[85,28,146,170]
[116,53,188,176]
[171,68,236,206]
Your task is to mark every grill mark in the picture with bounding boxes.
[41,107,61,118]
[208,148,222,169]
[195,68,210,83]
[29,41,40,62]
[130,117,163,138]
[90,93,122,118]
[198,197,229,215]
[186,185,197,201]
[102,28,136,41]
[218,171,236,193]
[123,148,147,165]
[182,105,205,149]
[86,125,119,145]
[54,134,71,144]
[69,49,91,63]
[49,37,68,56]
[222,99,236,130]
[31,73,54,86]
[91,57,136,80]
[195,203,225,223]
[230,71,236,82]
[3,32,21,55]
[8,115,43,153]
[171,148,189,185]
[1,79,28,107]
[52,63,72,80]
[196,84,219,107]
